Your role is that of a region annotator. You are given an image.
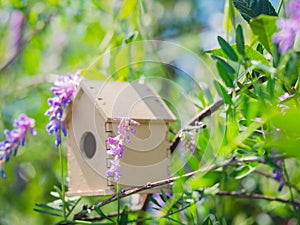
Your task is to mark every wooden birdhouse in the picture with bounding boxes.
[66,80,176,196]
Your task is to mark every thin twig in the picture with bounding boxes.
[255,170,300,194]
[0,12,55,74]
[73,155,284,220]
[216,191,300,208]
[170,99,224,153]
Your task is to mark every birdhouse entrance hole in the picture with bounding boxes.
[80,131,96,159]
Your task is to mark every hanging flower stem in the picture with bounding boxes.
[117,182,120,224]
[58,129,67,221]
[283,161,298,214]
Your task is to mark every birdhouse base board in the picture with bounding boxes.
[66,189,115,197]
[66,185,172,197]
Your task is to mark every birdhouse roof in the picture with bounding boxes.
[77,80,176,122]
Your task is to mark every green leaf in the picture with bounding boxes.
[125,31,139,44]
[34,208,62,217]
[236,24,245,55]
[202,215,213,225]
[222,121,263,155]
[203,183,220,195]
[229,165,255,179]
[217,36,239,61]
[50,191,60,198]
[213,80,232,104]
[211,55,235,74]
[160,190,169,203]
[250,15,278,53]
[35,203,62,212]
[94,207,115,222]
[119,0,137,19]
[53,186,63,199]
[233,0,277,23]
[216,62,234,88]
[148,195,162,208]
[120,206,129,225]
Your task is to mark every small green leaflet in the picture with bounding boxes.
[236,24,245,55]
[214,80,232,104]
[217,36,239,62]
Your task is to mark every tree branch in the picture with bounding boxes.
[73,154,284,220]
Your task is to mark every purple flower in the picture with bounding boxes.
[0,114,36,178]
[45,71,81,147]
[272,158,285,192]
[106,157,122,181]
[273,0,300,54]
[273,18,300,54]
[106,117,140,182]
[279,92,290,101]
[288,0,300,19]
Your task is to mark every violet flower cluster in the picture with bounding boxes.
[272,158,285,192]
[106,117,140,182]
[0,114,36,178]
[273,0,300,53]
[45,71,81,148]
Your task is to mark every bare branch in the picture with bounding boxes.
[73,154,285,220]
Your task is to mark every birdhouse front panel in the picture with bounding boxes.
[109,120,171,187]
[66,80,176,196]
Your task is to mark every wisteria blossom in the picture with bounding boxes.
[106,117,140,182]
[273,0,300,53]
[287,0,300,18]
[0,114,36,178]
[272,158,285,192]
[45,71,81,147]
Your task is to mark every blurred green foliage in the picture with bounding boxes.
[1,0,300,224]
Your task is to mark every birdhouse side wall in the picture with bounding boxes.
[67,89,114,196]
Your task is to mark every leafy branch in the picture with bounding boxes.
[170,75,267,153]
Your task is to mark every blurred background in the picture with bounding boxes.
[0,0,288,224]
